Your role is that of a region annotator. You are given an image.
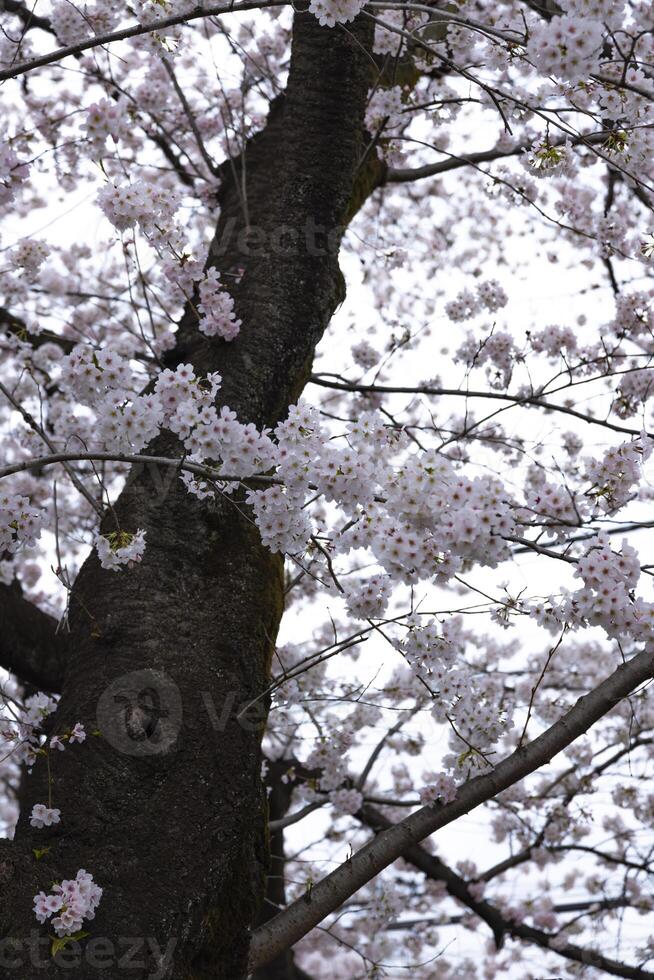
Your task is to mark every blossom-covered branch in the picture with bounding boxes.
[249,645,654,968]
[0,0,287,82]
[358,803,654,980]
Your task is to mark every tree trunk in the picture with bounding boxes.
[0,13,374,979]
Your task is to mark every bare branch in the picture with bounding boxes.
[383,127,615,185]
[385,143,530,183]
[0,450,280,486]
[309,374,645,438]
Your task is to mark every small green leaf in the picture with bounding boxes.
[50,938,66,958]
[32,847,51,860]
[50,932,89,957]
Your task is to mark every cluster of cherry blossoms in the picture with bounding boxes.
[526,14,605,81]
[616,369,654,419]
[197,267,241,340]
[418,772,457,805]
[532,534,654,642]
[350,339,380,370]
[21,691,58,729]
[135,0,199,28]
[61,345,132,402]
[34,870,103,938]
[4,689,86,776]
[445,279,509,322]
[0,691,58,786]
[97,178,180,233]
[59,346,162,453]
[238,402,518,576]
[585,432,653,513]
[0,141,28,205]
[402,616,514,772]
[456,329,517,388]
[339,448,515,580]
[49,0,119,45]
[30,803,61,829]
[95,529,147,570]
[527,140,572,176]
[523,476,584,537]
[304,730,355,797]
[308,0,365,28]
[0,492,43,555]
[329,787,364,816]
[83,97,131,154]
[365,86,410,162]
[529,324,579,358]
[10,238,51,277]
[560,0,625,24]
[277,724,393,815]
[2,688,87,843]
[343,572,392,621]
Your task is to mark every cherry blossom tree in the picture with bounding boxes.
[2,1,654,977]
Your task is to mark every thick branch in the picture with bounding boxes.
[382,130,624,185]
[0,581,65,692]
[248,646,654,969]
[0,450,279,485]
[0,0,53,35]
[385,143,530,183]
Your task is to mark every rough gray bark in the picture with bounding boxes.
[0,13,374,979]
